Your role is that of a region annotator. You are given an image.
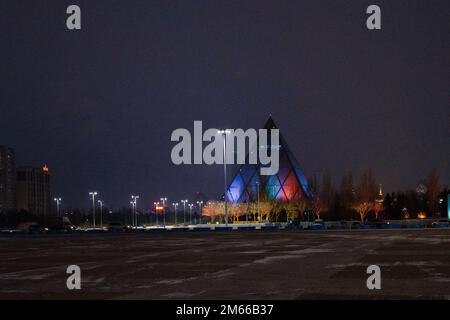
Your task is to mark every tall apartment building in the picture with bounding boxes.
[16,165,51,215]
[0,145,15,212]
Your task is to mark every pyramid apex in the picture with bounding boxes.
[263,115,277,129]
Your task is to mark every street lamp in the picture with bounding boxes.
[131,195,139,227]
[181,199,188,224]
[197,200,203,224]
[160,197,167,227]
[130,200,135,226]
[188,203,193,225]
[172,202,179,225]
[256,180,260,222]
[218,129,231,226]
[154,201,159,226]
[98,200,104,228]
[89,192,98,228]
[53,197,62,216]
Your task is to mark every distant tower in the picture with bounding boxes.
[376,184,384,204]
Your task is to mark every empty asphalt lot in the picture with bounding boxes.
[0,229,449,299]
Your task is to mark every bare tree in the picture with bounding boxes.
[352,201,373,222]
[258,202,272,222]
[353,169,377,222]
[373,202,383,221]
[270,200,284,222]
[311,194,325,220]
[202,201,224,223]
[426,169,441,215]
[320,173,333,214]
[339,172,354,208]
[229,203,246,223]
[358,169,377,203]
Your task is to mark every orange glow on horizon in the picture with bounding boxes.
[417,212,427,219]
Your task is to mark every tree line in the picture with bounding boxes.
[202,168,447,223]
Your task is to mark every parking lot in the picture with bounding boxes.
[0,229,449,299]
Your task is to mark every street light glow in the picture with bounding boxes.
[131,195,139,227]
[217,129,230,227]
[160,197,167,227]
[197,201,203,225]
[89,191,98,228]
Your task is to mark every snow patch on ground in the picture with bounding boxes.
[428,277,450,283]
[239,250,267,254]
[161,290,206,298]
[0,272,52,280]
[209,269,235,279]
[254,255,305,264]
[286,248,333,254]
[326,262,367,269]
[406,261,443,267]
[155,279,187,285]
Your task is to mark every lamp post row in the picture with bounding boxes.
[53,193,210,228]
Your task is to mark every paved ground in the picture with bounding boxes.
[0,229,449,300]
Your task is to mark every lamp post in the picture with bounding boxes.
[160,197,167,227]
[53,197,62,216]
[131,195,139,227]
[256,180,260,222]
[181,199,188,224]
[218,130,230,226]
[130,200,135,226]
[154,201,159,226]
[98,200,104,228]
[172,202,179,225]
[197,201,203,224]
[188,203,193,225]
[89,192,97,228]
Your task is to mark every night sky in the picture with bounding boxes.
[1,0,449,209]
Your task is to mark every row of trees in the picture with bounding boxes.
[1,169,446,227]
[202,200,309,223]
[202,169,447,223]
[310,168,445,222]
[309,169,381,222]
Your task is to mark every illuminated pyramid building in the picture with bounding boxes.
[225,116,313,203]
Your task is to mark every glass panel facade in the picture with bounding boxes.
[225,117,312,204]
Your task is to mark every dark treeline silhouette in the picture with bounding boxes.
[310,168,448,222]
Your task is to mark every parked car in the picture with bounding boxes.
[28,224,48,234]
[107,221,127,232]
[308,219,326,230]
[340,220,349,229]
[365,221,390,229]
[46,216,74,233]
[327,223,341,230]
[350,221,364,229]
[432,219,450,228]
[17,222,48,234]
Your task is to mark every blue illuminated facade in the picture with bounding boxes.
[225,117,313,204]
